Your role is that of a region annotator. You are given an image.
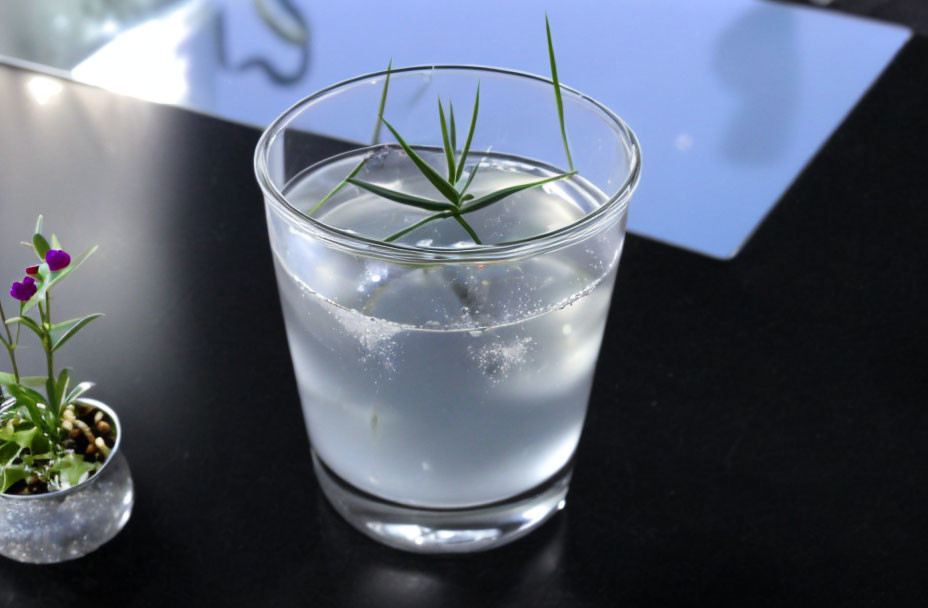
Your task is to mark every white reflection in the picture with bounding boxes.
[72,1,209,105]
[26,75,63,105]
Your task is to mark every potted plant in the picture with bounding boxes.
[0,216,133,564]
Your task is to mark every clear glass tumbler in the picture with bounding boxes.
[255,65,640,553]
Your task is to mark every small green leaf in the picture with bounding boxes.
[53,453,100,488]
[32,234,50,261]
[55,369,70,409]
[0,372,14,386]
[455,84,480,183]
[4,425,38,450]
[372,59,392,145]
[50,234,62,250]
[1,464,28,493]
[19,376,48,388]
[347,179,457,212]
[449,102,457,151]
[64,381,94,406]
[438,98,457,184]
[34,215,44,236]
[308,158,367,216]
[5,316,44,339]
[0,441,20,465]
[459,160,482,197]
[452,214,482,244]
[51,313,103,353]
[379,118,460,204]
[460,171,577,215]
[546,14,574,171]
[7,385,52,437]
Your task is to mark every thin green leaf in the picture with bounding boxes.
[51,313,103,353]
[7,385,53,437]
[379,118,460,204]
[383,212,450,243]
[50,234,62,250]
[33,234,50,260]
[452,214,482,244]
[371,59,392,144]
[347,179,457,212]
[34,215,44,236]
[438,98,457,184]
[546,14,574,171]
[454,84,480,183]
[55,369,70,409]
[23,245,98,314]
[459,160,482,197]
[308,159,367,216]
[450,102,457,150]
[64,381,94,406]
[0,374,46,388]
[461,171,577,215]
[5,316,43,339]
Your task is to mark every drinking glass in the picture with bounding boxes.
[255,66,640,553]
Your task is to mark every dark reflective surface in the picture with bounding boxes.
[0,43,927,605]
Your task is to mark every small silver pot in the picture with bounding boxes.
[0,398,134,564]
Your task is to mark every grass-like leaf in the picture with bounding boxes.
[380,118,460,203]
[51,313,103,353]
[437,98,457,185]
[454,84,480,183]
[64,381,94,406]
[347,179,457,212]
[383,212,451,242]
[308,158,367,216]
[0,374,47,388]
[50,234,62,250]
[546,14,574,171]
[54,369,70,409]
[458,159,483,197]
[450,102,457,150]
[371,59,392,144]
[452,215,482,244]
[34,215,44,236]
[460,171,576,215]
[5,316,43,339]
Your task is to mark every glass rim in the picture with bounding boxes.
[254,64,641,264]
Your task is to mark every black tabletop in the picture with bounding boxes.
[1,30,927,608]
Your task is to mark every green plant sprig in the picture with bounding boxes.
[0,216,105,493]
[309,16,577,246]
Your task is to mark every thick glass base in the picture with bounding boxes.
[313,451,570,554]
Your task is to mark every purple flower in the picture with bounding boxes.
[45,249,70,272]
[10,279,37,302]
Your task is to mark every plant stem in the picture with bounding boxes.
[38,298,57,423]
[0,300,20,382]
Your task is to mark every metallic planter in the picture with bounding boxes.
[0,398,134,564]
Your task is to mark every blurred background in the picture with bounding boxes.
[0,0,917,258]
